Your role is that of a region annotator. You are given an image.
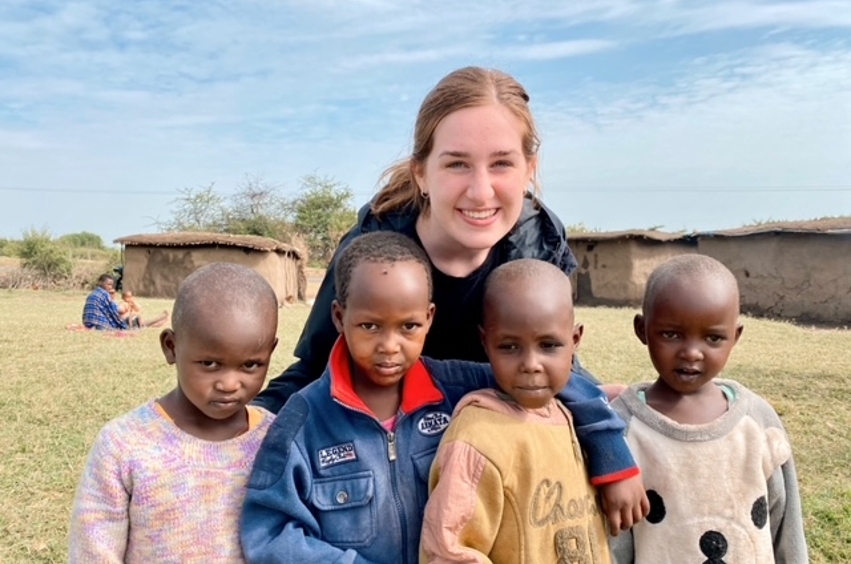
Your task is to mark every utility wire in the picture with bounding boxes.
[1,185,851,195]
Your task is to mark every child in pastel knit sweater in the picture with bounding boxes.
[609,254,808,563]
[68,262,279,563]
[420,259,622,563]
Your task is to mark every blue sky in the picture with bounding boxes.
[1,0,849,245]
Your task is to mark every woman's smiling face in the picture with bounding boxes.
[414,103,536,258]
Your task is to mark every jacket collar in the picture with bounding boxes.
[328,336,445,417]
[358,194,575,272]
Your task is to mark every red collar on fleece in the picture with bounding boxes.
[329,336,444,417]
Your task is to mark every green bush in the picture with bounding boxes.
[18,229,73,282]
[0,238,21,257]
[59,231,105,249]
[68,247,120,262]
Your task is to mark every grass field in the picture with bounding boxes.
[1,289,849,562]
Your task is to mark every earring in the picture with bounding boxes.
[421,191,429,200]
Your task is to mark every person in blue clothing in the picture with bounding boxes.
[81,274,168,331]
[240,232,646,564]
[82,274,128,330]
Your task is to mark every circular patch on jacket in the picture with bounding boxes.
[417,412,451,435]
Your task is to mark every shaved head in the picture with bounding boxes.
[483,259,574,325]
[643,254,739,316]
[171,263,278,333]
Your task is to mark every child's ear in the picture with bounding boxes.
[160,329,177,364]
[734,323,744,343]
[572,322,584,348]
[633,314,648,344]
[331,300,345,334]
[425,303,436,326]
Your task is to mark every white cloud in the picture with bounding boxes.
[656,1,851,34]
[505,40,617,61]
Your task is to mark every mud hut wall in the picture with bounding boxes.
[121,247,152,296]
[570,239,696,306]
[698,233,851,324]
[122,246,299,305]
[276,253,306,302]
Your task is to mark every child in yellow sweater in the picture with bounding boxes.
[420,259,628,563]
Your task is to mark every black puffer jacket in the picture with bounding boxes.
[254,194,578,414]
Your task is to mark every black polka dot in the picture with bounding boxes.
[699,530,728,559]
[751,496,768,529]
[645,489,666,524]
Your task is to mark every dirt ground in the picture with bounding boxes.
[0,256,21,269]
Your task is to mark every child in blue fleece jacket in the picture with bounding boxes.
[241,232,645,564]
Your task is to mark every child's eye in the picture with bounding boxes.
[540,341,563,351]
[661,331,680,340]
[199,360,220,369]
[359,323,378,331]
[402,322,421,332]
[496,343,518,352]
[243,361,263,370]
[706,335,725,344]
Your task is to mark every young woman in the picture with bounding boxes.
[256,67,584,413]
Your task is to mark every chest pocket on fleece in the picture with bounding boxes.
[312,471,376,547]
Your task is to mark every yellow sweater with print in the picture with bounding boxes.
[420,389,612,564]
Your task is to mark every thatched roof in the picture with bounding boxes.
[702,216,851,237]
[568,217,851,242]
[568,229,690,242]
[115,232,305,259]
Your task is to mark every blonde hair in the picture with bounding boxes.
[371,67,541,217]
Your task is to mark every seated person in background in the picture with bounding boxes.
[120,290,146,328]
[420,259,626,563]
[121,290,142,317]
[82,274,127,330]
[81,275,168,330]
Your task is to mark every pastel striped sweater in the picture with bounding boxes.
[68,401,274,563]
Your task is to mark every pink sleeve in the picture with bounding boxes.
[68,427,131,563]
[420,441,503,564]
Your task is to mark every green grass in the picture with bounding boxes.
[1,291,848,562]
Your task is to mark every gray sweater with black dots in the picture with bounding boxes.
[609,379,808,564]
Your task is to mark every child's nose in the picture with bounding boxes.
[520,352,543,373]
[215,371,241,392]
[377,332,401,353]
[679,341,704,361]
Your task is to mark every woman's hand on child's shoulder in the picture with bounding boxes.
[599,475,650,536]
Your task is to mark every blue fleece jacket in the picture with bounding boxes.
[241,338,636,564]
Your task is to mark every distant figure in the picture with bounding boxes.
[120,290,152,329]
[81,275,167,330]
[82,274,127,330]
[121,290,142,318]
